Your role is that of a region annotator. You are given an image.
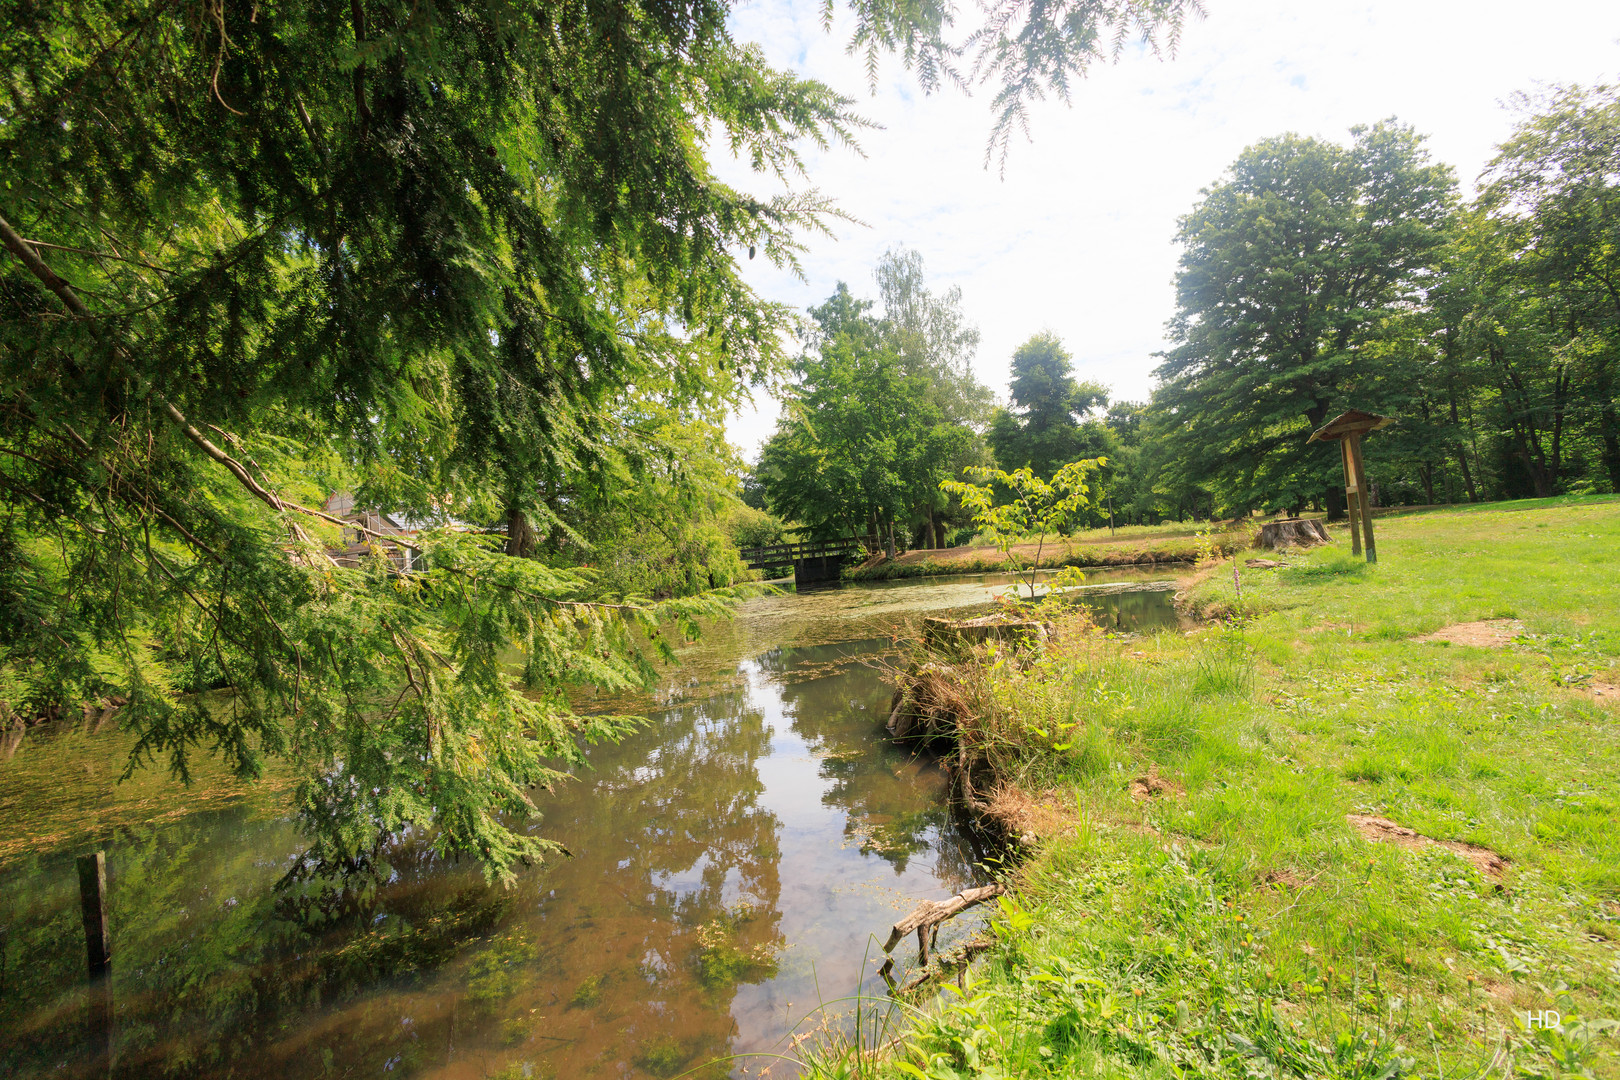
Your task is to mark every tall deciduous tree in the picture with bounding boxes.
[758,335,955,548]
[1482,83,1620,494]
[763,262,990,551]
[1152,122,1456,515]
[989,331,1114,483]
[874,248,993,426]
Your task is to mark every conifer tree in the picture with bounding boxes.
[0,0,1195,879]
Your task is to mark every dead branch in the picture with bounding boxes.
[881,884,1004,957]
[897,935,995,993]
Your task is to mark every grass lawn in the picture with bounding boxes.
[808,495,1620,1079]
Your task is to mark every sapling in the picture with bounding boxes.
[940,458,1106,601]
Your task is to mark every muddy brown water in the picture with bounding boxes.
[0,570,1179,1079]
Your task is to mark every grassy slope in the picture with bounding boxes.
[814,496,1620,1079]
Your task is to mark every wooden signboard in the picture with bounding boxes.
[1308,410,1393,564]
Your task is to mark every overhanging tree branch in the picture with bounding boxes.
[0,210,403,548]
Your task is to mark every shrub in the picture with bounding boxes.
[721,504,789,550]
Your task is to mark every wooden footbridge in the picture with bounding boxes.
[737,537,863,585]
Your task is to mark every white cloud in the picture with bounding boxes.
[717,0,1620,459]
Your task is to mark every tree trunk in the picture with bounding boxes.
[1447,393,1479,503]
[505,506,536,558]
[1326,486,1345,522]
[885,519,896,560]
[1549,366,1568,492]
[1257,519,1330,549]
[1454,443,1479,502]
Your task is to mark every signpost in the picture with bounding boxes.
[1308,410,1393,563]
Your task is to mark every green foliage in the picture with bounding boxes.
[722,503,790,552]
[875,248,994,427]
[693,903,780,989]
[1153,122,1457,514]
[563,412,752,600]
[849,0,1200,172]
[0,0,1203,876]
[633,1035,695,1078]
[760,260,989,549]
[464,930,537,1005]
[762,336,943,541]
[989,333,1115,482]
[939,458,1105,595]
[0,0,866,880]
[1139,87,1620,518]
[987,333,1153,530]
[569,973,603,1008]
[1465,82,1620,499]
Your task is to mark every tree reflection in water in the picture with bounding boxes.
[0,639,985,1080]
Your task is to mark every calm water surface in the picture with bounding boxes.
[0,571,1179,1079]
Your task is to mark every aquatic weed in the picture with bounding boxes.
[568,973,602,1008]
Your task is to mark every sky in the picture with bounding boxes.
[712,0,1620,460]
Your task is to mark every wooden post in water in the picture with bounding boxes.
[1309,410,1393,564]
[77,851,112,1076]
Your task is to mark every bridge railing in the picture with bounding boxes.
[738,538,864,566]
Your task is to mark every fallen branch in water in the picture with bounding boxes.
[896,934,996,993]
[881,883,1004,966]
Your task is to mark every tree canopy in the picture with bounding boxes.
[0,0,878,882]
[1151,122,1457,513]
[2,0,1196,879]
[1117,94,1620,520]
[989,330,1114,484]
[758,256,987,550]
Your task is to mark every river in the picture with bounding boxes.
[0,569,1180,1080]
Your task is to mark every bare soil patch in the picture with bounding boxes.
[1347,814,1509,880]
[1263,868,1306,890]
[1414,620,1523,648]
[984,784,1169,846]
[1130,769,1186,801]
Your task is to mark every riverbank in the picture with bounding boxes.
[844,522,1248,582]
[808,494,1620,1078]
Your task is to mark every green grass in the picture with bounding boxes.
[803,495,1620,1079]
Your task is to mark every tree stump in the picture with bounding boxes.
[922,614,1045,652]
[1256,519,1330,550]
